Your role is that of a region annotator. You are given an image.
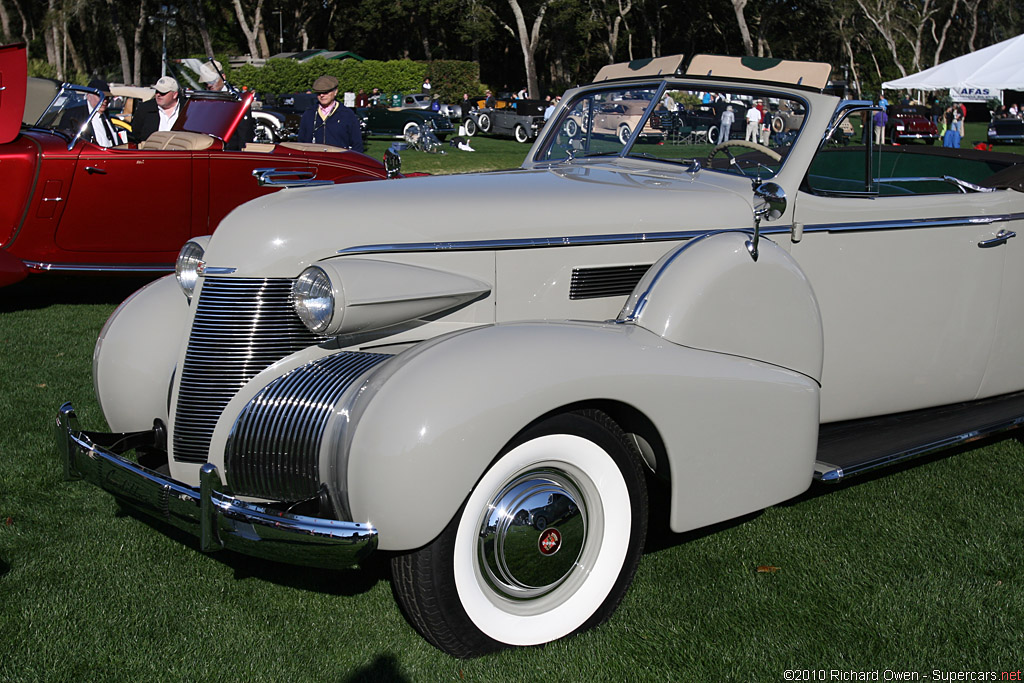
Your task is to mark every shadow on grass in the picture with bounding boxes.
[0,274,161,313]
[115,503,389,597]
[642,475,765,555]
[341,654,412,683]
[0,556,9,578]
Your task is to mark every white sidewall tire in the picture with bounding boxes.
[452,433,631,646]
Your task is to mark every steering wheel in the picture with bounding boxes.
[705,140,782,175]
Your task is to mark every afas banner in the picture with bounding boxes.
[950,86,1001,102]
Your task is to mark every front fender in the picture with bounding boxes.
[622,231,823,383]
[94,274,187,432]
[338,320,819,551]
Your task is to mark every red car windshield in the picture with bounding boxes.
[173,91,254,141]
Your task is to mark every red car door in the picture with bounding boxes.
[55,140,194,254]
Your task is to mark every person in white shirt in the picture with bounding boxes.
[83,79,126,147]
[745,104,762,142]
[129,76,180,143]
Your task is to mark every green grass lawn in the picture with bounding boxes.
[2,134,1024,681]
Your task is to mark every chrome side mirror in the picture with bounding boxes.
[754,181,787,222]
[747,181,787,262]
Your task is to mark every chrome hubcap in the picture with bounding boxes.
[477,468,586,600]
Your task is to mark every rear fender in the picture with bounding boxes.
[336,320,819,551]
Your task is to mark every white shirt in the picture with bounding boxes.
[158,102,180,131]
[91,116,123,147]
[746,107,762,124]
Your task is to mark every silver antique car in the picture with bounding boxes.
[58,54,1024,658]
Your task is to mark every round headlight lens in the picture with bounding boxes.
[292,266,335,333]
[175,240,206,301]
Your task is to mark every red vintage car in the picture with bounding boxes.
[0,43,393,288]
[887,104,940,144]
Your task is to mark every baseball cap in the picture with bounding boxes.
[154,76,179,94]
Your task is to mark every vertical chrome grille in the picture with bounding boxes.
[173,277,327,464]
[225,351,391,500]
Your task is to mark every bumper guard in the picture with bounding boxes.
[56,403,377,568]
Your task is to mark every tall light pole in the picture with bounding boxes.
[148,4,178,78]
[272,9,283,53]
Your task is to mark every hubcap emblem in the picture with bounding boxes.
[538,528,562,556]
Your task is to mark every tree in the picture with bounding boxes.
[488,0,558,99]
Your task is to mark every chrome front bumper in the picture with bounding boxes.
[56,403,377,568]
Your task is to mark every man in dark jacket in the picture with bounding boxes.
[129,76,181,143]
[297,75,363,152]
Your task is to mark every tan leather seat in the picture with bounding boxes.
[278,142,348,153]
[139,131,214,151]
[242,142,276,153]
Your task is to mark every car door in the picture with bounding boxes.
[55,141,193,253]
[977,201,1024,398]
[790,143,1006,424]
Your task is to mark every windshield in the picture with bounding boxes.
[34,85,100,138]
[537,83,809,179]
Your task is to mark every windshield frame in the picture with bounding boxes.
[32,83,107,151]
[530,77,813,181]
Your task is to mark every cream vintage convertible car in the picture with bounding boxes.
[57,54,1024,657]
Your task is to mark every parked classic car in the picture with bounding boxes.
[58,53,1024,659]
[565,93,667,144]
[988,115,1024,144]
[0,44,394,288]
[887,104,939,144]
[358,102,454,141]
[464,99,547,142]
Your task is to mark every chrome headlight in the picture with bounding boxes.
[292,266,335,333]
[175,239,208,301]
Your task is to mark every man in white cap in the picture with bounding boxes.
[198,60,226,92]
[129,76,180,143]
[297,74,363,152]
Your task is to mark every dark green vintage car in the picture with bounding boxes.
[358,103,455,141]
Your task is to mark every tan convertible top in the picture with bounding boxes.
[593,55,686,82]
[686,55,832,90]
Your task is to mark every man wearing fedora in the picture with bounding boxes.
[298,75,363,152]
[71,78,127,147]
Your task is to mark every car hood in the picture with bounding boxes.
[205,162,759,277]
[0,43,27,145]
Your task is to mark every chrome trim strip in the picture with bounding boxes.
[335,211,1024,256]
[801,212,1024,235]
[337,229,719,255]
[202,266,237,275]
[56,403,377,568]
[814,413,1024,483]
[23,261,174,273]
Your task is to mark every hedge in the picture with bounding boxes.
[230,57,484,104]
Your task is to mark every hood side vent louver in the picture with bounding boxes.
[570,264,651,300]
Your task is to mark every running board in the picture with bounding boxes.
[814,390,1024,483]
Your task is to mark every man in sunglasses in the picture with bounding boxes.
[129,76,181,143]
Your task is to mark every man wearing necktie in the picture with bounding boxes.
[84,78,126,147]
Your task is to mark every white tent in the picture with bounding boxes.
[882,33,1024,94]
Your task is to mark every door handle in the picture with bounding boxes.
[85,166,107,175]
[978,230,1016,248]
